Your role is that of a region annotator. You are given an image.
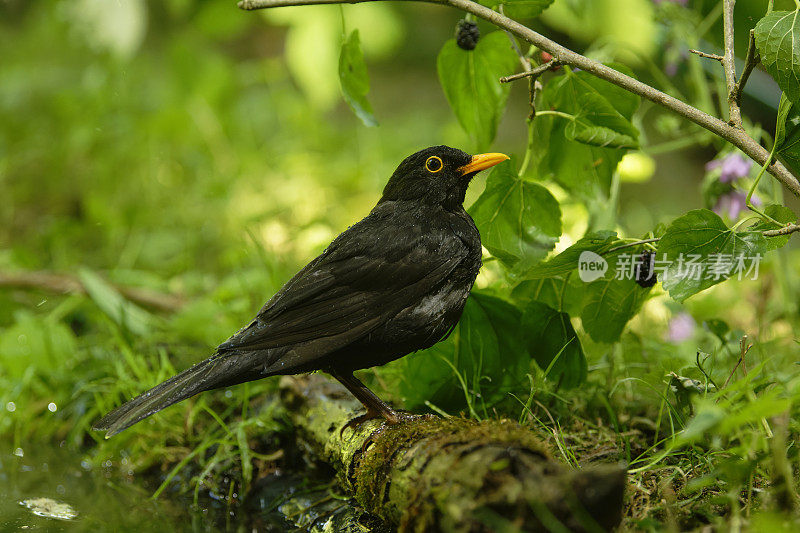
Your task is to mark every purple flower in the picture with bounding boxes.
[667,312,695,343]
[713,191,761,220]
[705,153,753,183]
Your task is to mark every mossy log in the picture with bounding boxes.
[280,375,626,532]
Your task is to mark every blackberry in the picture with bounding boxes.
[456,20,480,51]
[635,251,657,288]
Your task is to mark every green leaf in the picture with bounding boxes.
[520,300,586,388]
[776,93,793,147]
[78,269,153,336]
[437,31,518,150]
[775,92,800,176]
[380,292,530,414]
[754,10,800,104]
[580,277,651,344]
[521,231,621,279]
[750,204,797,250]
[469,160,561,268]
[491,0,555,19]
[532,65,640,195]
[339,29,377,127]
[511,276,584,317]
[656,209,768,302]
[565,93,640,149]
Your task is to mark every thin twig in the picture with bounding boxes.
[0,270,186,312]
[732,29,760,110]
[500,59,559,83]
[721,335,751,390]
[689,49,723,62]
[500,6,531,74]
[238,0,800,198]
[498,9,538,119]
[722,0,743,128]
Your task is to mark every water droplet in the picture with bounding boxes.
[14,448,24,457]
[48,402,57,412]
[224,390,233,398]
[6,402,16,412]
[17,334,27,345]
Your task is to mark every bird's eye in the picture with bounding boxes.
[425,156,443,173]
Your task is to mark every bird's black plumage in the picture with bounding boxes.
[94,145,509,437]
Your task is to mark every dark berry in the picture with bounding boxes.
[456,20,480,51]
[635,251,657,288]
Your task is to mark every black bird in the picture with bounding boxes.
[94,146,509,437]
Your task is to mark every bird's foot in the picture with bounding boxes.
[339,409,435,438]
[340,409,383,436]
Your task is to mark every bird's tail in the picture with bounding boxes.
[93,352,258,438]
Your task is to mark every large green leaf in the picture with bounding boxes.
[437,31,518,150]
[339,29,377,127]
[754,10,800,104]
[379,292,530,414]
[565,92,639,149]
[656,209,768,302]
[511,276,584,317]
[521,230,621,279]
[520,300,586,388]
[469,160,561,268]
[580,277,651,344]
[532,65,640,195]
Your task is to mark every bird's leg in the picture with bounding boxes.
[330,370,401,432]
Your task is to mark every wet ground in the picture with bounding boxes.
[1,446,214,532]
[1,446,390,532]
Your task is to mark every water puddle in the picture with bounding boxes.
[1,445,390,532]
[0,446,215,532]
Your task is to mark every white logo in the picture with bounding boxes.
[578,251,608,282]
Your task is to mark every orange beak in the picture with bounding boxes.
[457,153,510,176]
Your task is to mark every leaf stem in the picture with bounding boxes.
[534,110,574,121]
[745,142,782,226]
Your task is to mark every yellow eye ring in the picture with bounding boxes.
[425,156,443,173]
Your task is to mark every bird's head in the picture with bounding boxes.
[379,145,509,209]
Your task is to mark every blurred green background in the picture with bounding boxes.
[2,0,800,530]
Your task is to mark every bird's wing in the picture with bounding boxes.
[216,206,468,371]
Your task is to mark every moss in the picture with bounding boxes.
[284,376,625,532]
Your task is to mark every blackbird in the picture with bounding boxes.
[94,146,509,437]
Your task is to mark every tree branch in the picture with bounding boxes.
[238,0,800,198]
[0,270,185,312]
[722,0,743,128]
[732,29,759,110]
[280,374,626,531]
[762,223,800,237]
